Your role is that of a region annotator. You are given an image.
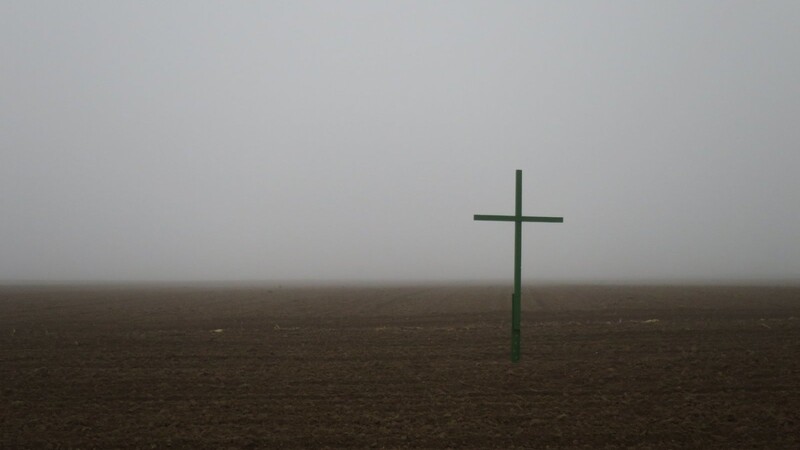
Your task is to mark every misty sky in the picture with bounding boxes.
[2,1,799,283]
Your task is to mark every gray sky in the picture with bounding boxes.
[2,1,799,283]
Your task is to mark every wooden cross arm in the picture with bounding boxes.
[474,214,564,223]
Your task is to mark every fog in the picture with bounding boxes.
[2,1,799,284]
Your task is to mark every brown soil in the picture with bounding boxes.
[1,285,799,448]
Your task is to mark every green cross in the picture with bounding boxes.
[474,170,563,363]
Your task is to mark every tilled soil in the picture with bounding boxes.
[1,284,799,449]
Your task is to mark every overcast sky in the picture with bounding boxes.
[2,1,799,284]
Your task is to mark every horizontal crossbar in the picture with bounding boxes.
[474,214,563,223]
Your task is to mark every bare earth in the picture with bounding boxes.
[1,285,799,449]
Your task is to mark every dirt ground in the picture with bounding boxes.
[1,284,799,449]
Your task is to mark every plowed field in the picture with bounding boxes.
[2,285,799,448]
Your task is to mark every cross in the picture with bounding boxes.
[474,170,563,363]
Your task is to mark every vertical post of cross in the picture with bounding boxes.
[512,170,523,362]
[473,170,563,363]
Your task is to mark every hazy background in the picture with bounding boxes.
[2,1,799,284]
